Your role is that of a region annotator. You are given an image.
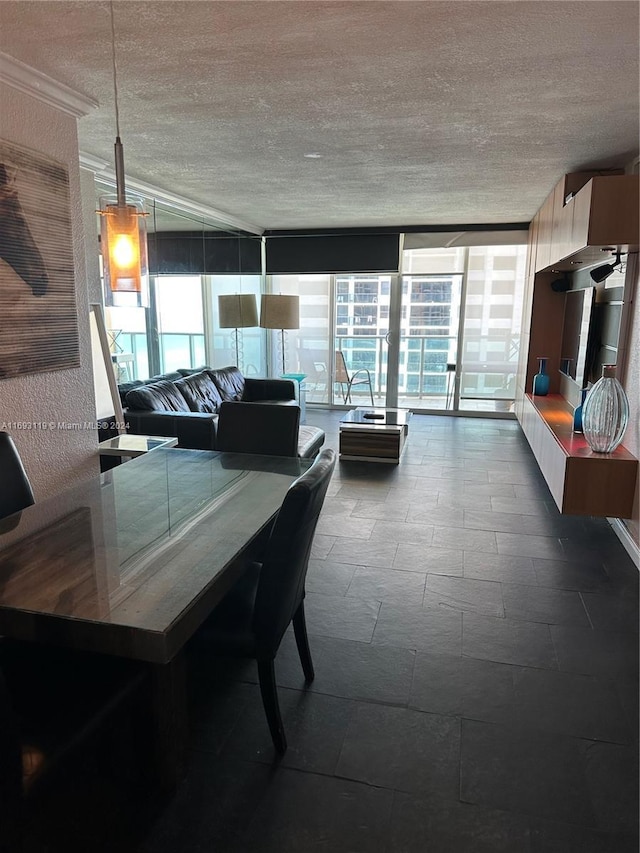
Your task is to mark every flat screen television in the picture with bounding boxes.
[559,287,597,388]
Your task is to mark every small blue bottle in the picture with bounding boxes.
[532,357,550,396]
[573,388,588,433]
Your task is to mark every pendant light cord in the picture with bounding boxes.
[109,1,121,139]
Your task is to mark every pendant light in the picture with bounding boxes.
[99,1,148,308]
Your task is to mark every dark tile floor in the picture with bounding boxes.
[137,411,638,853]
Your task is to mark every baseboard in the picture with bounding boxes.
[608,517,640,569]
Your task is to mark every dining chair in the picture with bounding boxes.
[194,448,337,754]
[335,350,374,405]
[216,401,301,457]
[0,432,35,523]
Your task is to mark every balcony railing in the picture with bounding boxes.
[108,331,205,380]
[335,334,519,407]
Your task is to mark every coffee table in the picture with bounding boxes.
[339,407,412,463]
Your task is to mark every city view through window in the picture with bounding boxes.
[106,244,527,415]
[277,244,527,412]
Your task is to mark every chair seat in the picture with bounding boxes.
[298,425,325,459]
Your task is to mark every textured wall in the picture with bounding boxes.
[0,82,99,498]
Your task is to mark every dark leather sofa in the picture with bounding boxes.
[119,366,325,459]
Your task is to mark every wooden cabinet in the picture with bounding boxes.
[520,394,637,517]
[534,190,555,273]
[518,171,639,517]
[533,173,638,272]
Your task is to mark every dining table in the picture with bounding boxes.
[0,447,310,786]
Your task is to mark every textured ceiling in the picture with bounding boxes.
[1,1,638,231]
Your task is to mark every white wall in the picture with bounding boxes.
[0,82,99,498]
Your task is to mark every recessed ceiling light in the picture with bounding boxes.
[303,152,322,159]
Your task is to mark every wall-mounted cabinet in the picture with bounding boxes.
[519,394,637,517]
[532,173,638,274]
[516,171,639,518]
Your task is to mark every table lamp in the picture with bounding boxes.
[218,294,259,368]
[259,294,300,375]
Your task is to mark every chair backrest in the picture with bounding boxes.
[216,401,301,457]
[335,351,350,383]
[0,432,35,522]
[252,448,337,654]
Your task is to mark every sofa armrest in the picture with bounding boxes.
[124,410,218,450]
[242,377,296,402]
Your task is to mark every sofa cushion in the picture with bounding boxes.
[243,377,296,403]
[147,371,183,383]
[175,371,223,414]
[208,367,245,402]
[118,379,144,406]
[124,410,217,450]
[125,380,190,412]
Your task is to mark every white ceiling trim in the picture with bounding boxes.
[0,51,98,118]
[81,152,263,235]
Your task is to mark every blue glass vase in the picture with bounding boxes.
[532,357,549,396]
[573,388,588,433]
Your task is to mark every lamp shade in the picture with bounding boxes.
[100,195,149,308]
[218,294,258,328]
[260,294,299,330]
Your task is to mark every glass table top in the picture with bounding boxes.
[0,449,309,661]
[340,407,412,429]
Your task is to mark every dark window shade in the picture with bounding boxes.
[266,234,400,274]
[148,232,261,274]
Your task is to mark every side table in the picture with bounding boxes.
[98,434,178,469]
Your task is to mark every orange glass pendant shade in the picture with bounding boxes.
[102,7,148,309]
[100,196,149,307]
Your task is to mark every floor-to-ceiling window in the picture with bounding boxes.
[397,243,527,413]
[264,246,526,413]
[208,274,263,374]
[458,245,526,412]
[268,274,332,403]
[104,305,149,381]
[334,274,391,404]
[154,275,206,372]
